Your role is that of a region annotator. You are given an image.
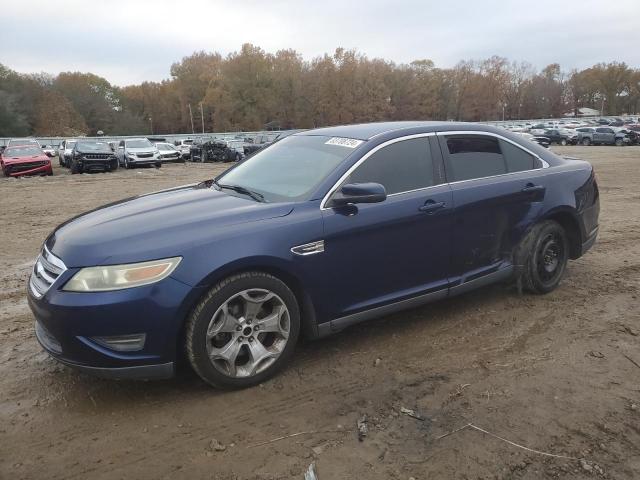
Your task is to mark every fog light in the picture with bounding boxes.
[91,334,146,352]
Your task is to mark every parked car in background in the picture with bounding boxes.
[69,140,119,174]
[243,132,294,156]
[191,139,243,162]
[542,129,573,145]
[243,133,278,156]
[58,139,77,167]
[156,142,185,162]
[576,127,630,146]
[28,122,599,388]
[116,138,162,168]
[174,139,194,160]
[618,129,639,145]
[1,145,52,177]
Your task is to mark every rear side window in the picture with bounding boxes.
[348,137,434,194]
[444,136,505,181]
[444,135,536,181]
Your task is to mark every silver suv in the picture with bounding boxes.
[116,138,162,168]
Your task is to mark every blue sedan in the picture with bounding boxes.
[28,122,599,388]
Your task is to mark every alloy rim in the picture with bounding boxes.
[205,289,290,378]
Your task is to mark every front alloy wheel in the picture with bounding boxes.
[206,289,290,378]
[186,272,300,388]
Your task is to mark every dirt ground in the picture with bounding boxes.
[1,147,639,480]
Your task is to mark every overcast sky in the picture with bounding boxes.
[2,0,638,86]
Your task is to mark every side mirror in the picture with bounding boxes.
[330,182,387,207]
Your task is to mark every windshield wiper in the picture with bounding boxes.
[215,181,265,203]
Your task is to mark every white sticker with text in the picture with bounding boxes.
[325,137,364,148]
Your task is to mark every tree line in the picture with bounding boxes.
[1,44,639,137]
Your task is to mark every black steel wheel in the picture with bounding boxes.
[517,220,569,294]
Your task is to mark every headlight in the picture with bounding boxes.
[63,257,181,292]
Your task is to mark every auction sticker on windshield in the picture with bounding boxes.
[325,137,364,148]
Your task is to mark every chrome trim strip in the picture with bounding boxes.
[320,129,550,210]
[29,246,67,299]
[43,245,67,271]
[320,132,437,210]
[291,240,325,256]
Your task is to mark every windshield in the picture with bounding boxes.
[76,141,109,151]
[67,141,77,148]
[126,139,153,148]
[8,139,39,147]
[5,146,42,157]
[158,143,176,151]
[216,135,356,202]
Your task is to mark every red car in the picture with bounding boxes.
[1,145,53,177]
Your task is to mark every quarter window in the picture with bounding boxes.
[346,137,434,195]
[444,135,537,181]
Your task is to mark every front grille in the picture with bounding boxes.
[6,161,47,173]
[35,321,62,354]
[136,153,153,158]
[29,246,67,298]
[84,154,111,160]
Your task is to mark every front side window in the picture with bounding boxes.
[444,135,536,181]
[346,137,434,195]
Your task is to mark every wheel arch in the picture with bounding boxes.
[176,257,319,361]
[542,207,582,259]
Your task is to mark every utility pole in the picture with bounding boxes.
[188,104,195,134]
[149,116,153,135]
[200,103,205,133]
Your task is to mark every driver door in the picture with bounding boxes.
[319,135,452,322]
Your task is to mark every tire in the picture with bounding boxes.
[125,158,131,169]
[70,160,81,174]
[111,159,119,171]
[235,153,241,162]
[155,162,162,168]
[615,138,624,147]
[185,271,300,389]
[560,138,567,146]
[581,138,591,146]
[515,220,569,294]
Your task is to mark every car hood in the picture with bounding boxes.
[77,148,114,155]
[47,182,294,267]
[3,155,49,164]
[127,147,157,154]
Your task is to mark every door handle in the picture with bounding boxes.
[419,200,446,213]
[521,183,545,193]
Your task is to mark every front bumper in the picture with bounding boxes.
[127,156,160,165]
[77,159,117,172]
[4,162,52,177]
[28,270,204,379]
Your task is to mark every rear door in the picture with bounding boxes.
[437,132,547,286]
[320,135,452,320]
[595,127,614,144]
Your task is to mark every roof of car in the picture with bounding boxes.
[295,121,503,140]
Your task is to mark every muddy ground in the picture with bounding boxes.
[1,147,639,479]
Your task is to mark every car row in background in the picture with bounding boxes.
[502,117,640,148]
